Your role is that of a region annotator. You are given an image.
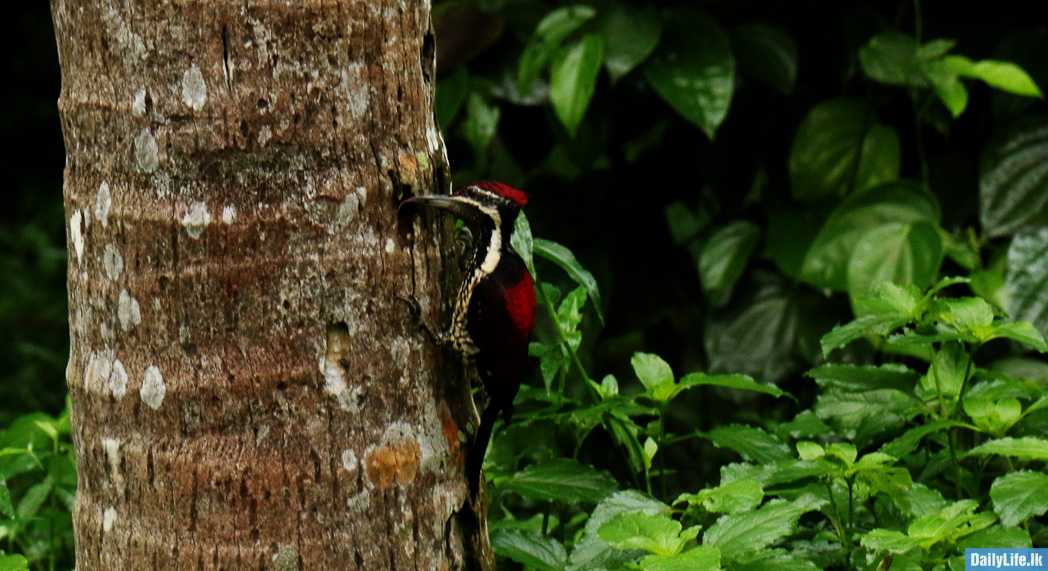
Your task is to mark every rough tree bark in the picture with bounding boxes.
[52,0,492,568]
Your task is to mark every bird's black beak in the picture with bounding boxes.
[399,194,474,219]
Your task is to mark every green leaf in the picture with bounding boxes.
[789,98,901,202]
[600,5,661,83]
[0,480,12,518]
[551,33,604,137]
[518,5,597,93]
[512,211,535,276]
[704,494,827,561]
[632,352,675,398]
[461,92,500,158]
[985,321,1048,352]
[1006,228,1048,338]
[964,396,1022,435]
[699,221,760,307]
[801,181,940,290]
[706,278,828,383]
[957,525,1032,549]
[846,220,943,294]
[815,389,916,447]
[924,341,971,402]
[879,419,968,459]
[435,67,469,128]
[732,23,798,95]
[969,436,1048,461]
[677,478,764,514]
[642,8,734,139]
[860,32,927,87]
[491,530,567,571]
[795,441,824,461]
[499,458,617,504]
[945,56,1044,97]
[703,425,792,464]
[731,551,820,571]
[0,554,28,571]
[807,363,918,393]
[533,238,605,325]
[820,314,911,356]
[980,119,1048,238]
[599,512,689,556]
[664,201,709,245]
[639,547,721,571]
[701,479,764,514]
[861,529,924,554]
[569,490,670,571]
[680,372,791,400]
[989,470,1048,527]
[17,478,52,519]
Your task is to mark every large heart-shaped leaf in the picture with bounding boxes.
[789,98,901,202]
[642,8,734,139]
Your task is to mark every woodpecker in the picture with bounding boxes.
[401,181,536,497]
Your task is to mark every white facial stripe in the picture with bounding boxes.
[480,209,502,274]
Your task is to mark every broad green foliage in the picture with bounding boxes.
[0,404,75,571]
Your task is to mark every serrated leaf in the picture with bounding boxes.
[969,436,1048,461]
[704,495,827,561]
[801,181,939,290]
[879,420,967,459]
[956,525,1032,549]
[980,119,1048,238]
[680,372,791,400]
[1006,227,1048,338]
[551,34,604,137]
[985,321,1048,352]
[700,221,760,307]
[861,529,924,554]
[815,389,916,447]
[678,478,764,514]
[820,314,911,356]
[499,458,617,504]
[640,546,721,571]
[599,512,688,556]
[600,5,661,83]
[989,470,1048,527]
[533,238,604,325]
[491,530,567,571]
[732,23,797,95]
[731,551,820,571]
[703,425,792,464]
[789,98,901,202]
[807,363,918,392]
[642,8,734,139]
[569,490,669,571]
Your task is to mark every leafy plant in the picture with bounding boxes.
[0,403,76,571]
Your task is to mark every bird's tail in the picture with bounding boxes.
[467,404,503,499]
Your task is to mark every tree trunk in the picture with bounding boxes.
[52,0,492,568]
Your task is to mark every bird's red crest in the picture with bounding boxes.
[470,181,529,208]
